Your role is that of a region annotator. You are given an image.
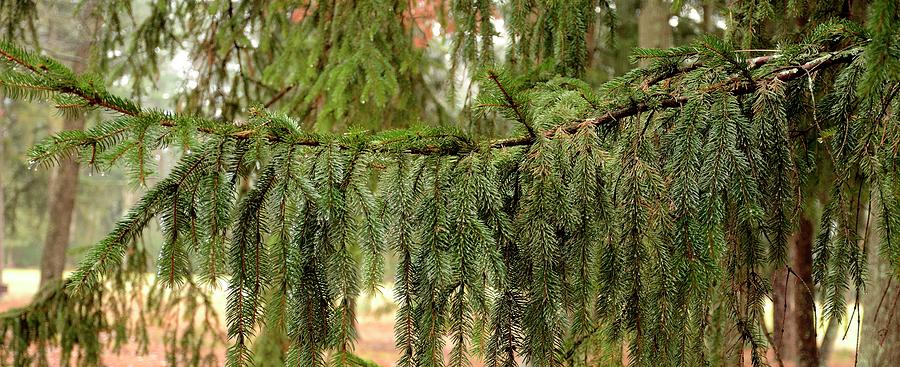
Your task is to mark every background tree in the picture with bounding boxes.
[37,1,95,286]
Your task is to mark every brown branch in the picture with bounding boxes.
[0,47,41,74]
[264,85,295,108]
[487,70,536,137]
[643,53,802,90]
[10,43,865,157]
[57,86,139,116]
[485,47,862,151]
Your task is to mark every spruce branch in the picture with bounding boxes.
[2,40,866,161]
[0,44,139,115]
[486,69,536,138]
[5,3,900,365]
[641,51,788,89]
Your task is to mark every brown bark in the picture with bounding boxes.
[38,5,92,285]
[0,102,7,296]
[638,0,672,50]
[38,112,85,286]
[793,216,818,367]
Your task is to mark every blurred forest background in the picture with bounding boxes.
[0,0,887,366]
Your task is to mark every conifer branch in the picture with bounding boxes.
[523,46,864,146]
[2,40,865,160]
[486,70,536,138]
[4,7,896,367]
[0,46,139,116]
[0,46,40,73]
[642,53,781,89]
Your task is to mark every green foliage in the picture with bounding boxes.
[2,6,900,367]
[86,0,623,133]
[0,0,36,42]
[90,0,448,130]
[504,0,603,77]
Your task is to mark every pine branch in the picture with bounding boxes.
[1,40,866,160]
[641,52,783,89]
[3,27,895,367]
[486,70,536,138]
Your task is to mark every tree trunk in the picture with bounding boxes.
[0,102,7,297]
[38,112,85,286]
[818,316,840,367]
[702,0,715,34]
[612,0,639,75]
[38,27,91,286]
[638,0,672,50]
[860,203,900,366]
[793,215,819,367]
[37,0,99,287]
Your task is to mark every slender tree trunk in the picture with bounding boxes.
[0,102,7,297]
[702,0,715,34]
[818,316,840,366]
[612,0,640,75]
[793,215,818,367]
[773,264,796,361]
[38,112,85,286]
[37,0,100,287]
[38,30,90,286]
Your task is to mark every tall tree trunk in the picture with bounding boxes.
[818,316,840,366]
[38,112,85,286]
[860,261,900,366]
[860,203,900,366]
[612,0,640,75]
[702,0,716,34]
[793,215,819,367]
[37,19,91,286]
[638,0,672,50]
[0,102,7,297]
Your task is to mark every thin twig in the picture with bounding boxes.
[264,85,295,108]
[873,274,894,324]
[486,70,535,138]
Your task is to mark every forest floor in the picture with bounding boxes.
[0,268,856,367]
[0,268,462,367]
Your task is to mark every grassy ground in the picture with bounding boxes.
[0,268,857,366]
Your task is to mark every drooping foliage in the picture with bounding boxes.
[1,1,900,367]
[82,0,620,129]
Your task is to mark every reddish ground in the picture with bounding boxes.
[0,293,854,367]
[0,269,854,367]
[0,296,405,366]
